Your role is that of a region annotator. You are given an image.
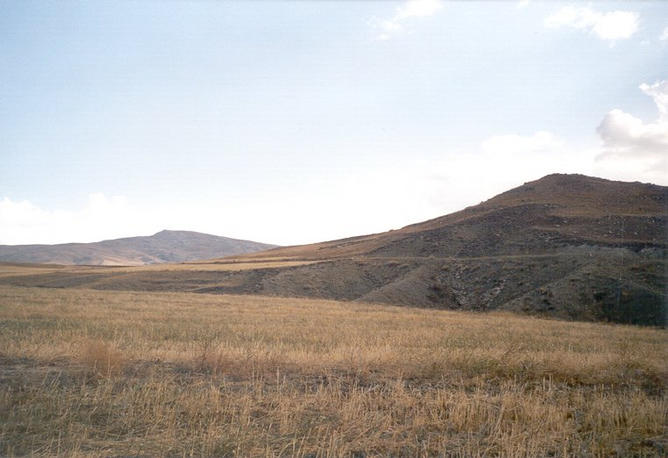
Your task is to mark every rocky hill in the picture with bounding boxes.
[209,174,667,325]
[241,174,666,260]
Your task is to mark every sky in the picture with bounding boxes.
[1,0,667,246]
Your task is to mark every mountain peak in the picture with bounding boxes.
[153,229,192,235]
[153,229,185,237]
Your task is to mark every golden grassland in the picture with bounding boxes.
[120,260,321,272]
[0,286,665,457]
[0,259,320,278]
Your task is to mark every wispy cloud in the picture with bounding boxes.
[545,6,639,43]
[372,0,444,41]
[660,26,668,41]
[516,0,531,10]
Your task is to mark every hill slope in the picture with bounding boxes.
[0,230,276,265]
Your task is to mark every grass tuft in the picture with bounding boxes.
[80,338,125,377]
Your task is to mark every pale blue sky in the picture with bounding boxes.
[1,1,667,245]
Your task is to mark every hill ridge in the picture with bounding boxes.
[0,230,277,266]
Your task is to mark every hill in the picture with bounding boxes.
[205,174,665,325]
[237,173,666,260]
[1,174,665,325]
[0,230,276,265]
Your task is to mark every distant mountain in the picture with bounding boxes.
[0,230,277,265]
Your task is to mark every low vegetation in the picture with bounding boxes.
[0,286,665,456]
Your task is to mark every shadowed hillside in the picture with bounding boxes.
[0,230,276,265]
[1,174,665,325]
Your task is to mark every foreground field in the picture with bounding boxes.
[0,286,665,456]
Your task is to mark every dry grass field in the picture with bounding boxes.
[0,259,319,277]
[0,285,665,456]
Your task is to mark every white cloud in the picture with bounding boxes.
[372,0,443,40]
[661,26,668,41]
[516,0,530,10]
[597,110,668,157]
[596,81,668,168]
[545,6,639,42]
[640,80,668,119]
[470,83,668,195]
[0,192,296,246]
[395,0,443,19]
[0,194,154,245]
[429,133,579,209]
